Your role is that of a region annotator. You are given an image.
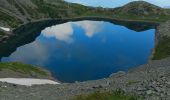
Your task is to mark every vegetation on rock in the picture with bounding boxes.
[153,36,170,60]
[74,90,138,100]
[0,62,48,76]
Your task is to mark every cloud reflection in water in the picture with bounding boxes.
[1,20,155,82]
[41,21,104,43]
[2,40,49,66]
[42,23,74,43]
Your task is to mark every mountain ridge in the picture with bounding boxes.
[114,1,169,16]
[0,0,170,29]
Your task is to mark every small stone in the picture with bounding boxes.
[152,81,156,85]
[160,93,164,97]
[146,90,153,95]
[137,87,145,91]
[155,87,161,92]
[157,82,160,85]
[167,92,170,96]
[166,81,170,85]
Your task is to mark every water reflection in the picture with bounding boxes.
[1,20,155,82]
[42,23,74,43]
[0,19,157,61]
[75,21,104,37]
[2,41,49,66]
[42,21,104,43]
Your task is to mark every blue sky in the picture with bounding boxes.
[65,0,170,8]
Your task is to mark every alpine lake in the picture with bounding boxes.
[0,19,156,82]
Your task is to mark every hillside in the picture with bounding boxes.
[0,62,53,79]
[114,1,169,16]
[113,1,170,22]
[0,0,170,29]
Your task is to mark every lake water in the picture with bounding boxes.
[1,20,155,82]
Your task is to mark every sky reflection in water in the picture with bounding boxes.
[1,21,155,82]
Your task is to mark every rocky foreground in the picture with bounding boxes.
[0,56,169,100]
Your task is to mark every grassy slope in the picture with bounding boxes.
[0,62,48,76]
[153,36,170,60]
[31,0,170,23]
[6,0,169,26]
[1,0,170,28]
[0,11,23,28]
[112,1,170,22]
[74,90,138,100]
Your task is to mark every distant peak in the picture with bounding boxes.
[114,1,169,16]
[124,1,161,8]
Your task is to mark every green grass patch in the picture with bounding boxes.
[127,80,140,85]
[0,62,48,76]
[31,0,89,18]
[112,14,170,23]
[74,90,138,100]
[153,36,170,60]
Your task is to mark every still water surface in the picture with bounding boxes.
[1,21,155,82]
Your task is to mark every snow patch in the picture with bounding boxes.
[0,78,60,86]
[0,27,10,32]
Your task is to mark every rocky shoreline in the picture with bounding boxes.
[0,57,170,100]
